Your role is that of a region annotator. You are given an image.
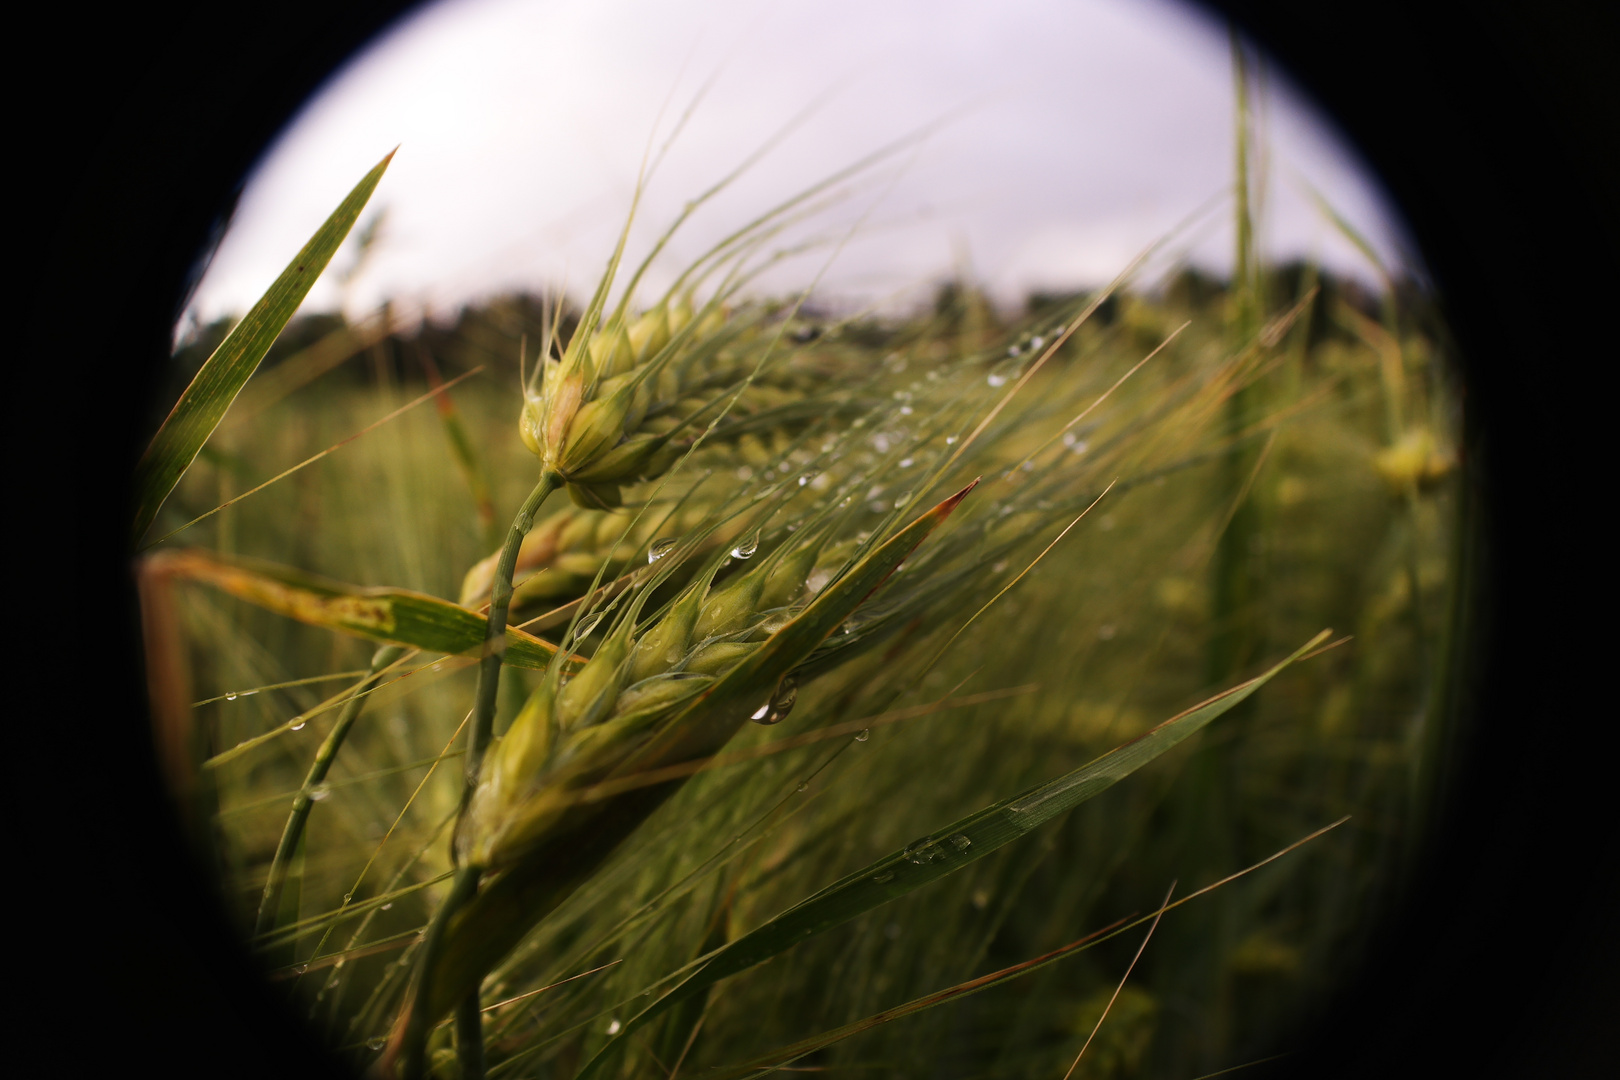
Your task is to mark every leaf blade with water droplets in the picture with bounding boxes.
[574,628,1331,1078]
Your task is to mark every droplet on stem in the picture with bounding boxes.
[647,537,677,563]
[731,533,759,559]
[751,675,799,725]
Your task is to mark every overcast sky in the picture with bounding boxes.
[180,0,1412,334]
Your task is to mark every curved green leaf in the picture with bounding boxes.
[150,548,561,669]
[132,151,395,546]
[576,628,1331,1078]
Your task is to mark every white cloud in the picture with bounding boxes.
[182,0,1411,332]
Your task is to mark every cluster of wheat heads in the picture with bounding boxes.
[134,130,1457,1079]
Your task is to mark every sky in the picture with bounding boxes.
[179,0,1413,335]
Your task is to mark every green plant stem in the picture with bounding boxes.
[455,995,487,1080]
[462,471,559,813]
[400,866,481,1080]
[254,644,404,937]
[422,470,556,1078]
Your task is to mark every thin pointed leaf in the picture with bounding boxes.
[132,151,395,545]
[149,548,561,669]
[694,815,1345,1079]
[576,628,1331,1078]
[696,918,1131,1080]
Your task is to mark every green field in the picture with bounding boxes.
[145,244,1460,1078]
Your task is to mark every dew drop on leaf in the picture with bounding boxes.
[309,782,332,802]
[987,373,1007,387]
[224,692,238,701]
[855,728,870,742]
[648,537,677,564]
[731,533,759,559]
[289,718,307,731]
[367,1039,387,1051]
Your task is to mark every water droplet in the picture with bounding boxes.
[899,405,913,416]
[606,1019,622,1035]
[872,434,892,453]
[796,782,809,793]
[987,373,1007,387]
[945,434,959,445]
[855,728,870,742]
[648,537,677,564]
[898,457,914,468]
[797,471,818,487]
[1007,345,1022,357]
[903,838,946,864]
[224,692,238,701]
[873,871,895,884]
[289,718,306,731]
[751,703,770,720]
[367,1038,387,1051]
[309,782,332,802]
[381,902,393,911]
[778,461,792,473]
[736,466,753,480]
[1031,336,1046,350]
[992,561,1008,573]
[752,675,799,725]
[893,492,912,509]
[731,533,759,559]
[1020,460,1034,471]
[949,834,972,852]
[574,612,605,639]
[342,891,354,903]
[868,501,887,514]
[294,964,308,975]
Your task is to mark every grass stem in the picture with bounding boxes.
[254,644,405,937]
[462,471,560,815]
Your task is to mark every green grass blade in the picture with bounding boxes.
[694,816,1345,1079]
[575,628,1331,1078]
[131,150,395,546]
[149,548,562,669]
